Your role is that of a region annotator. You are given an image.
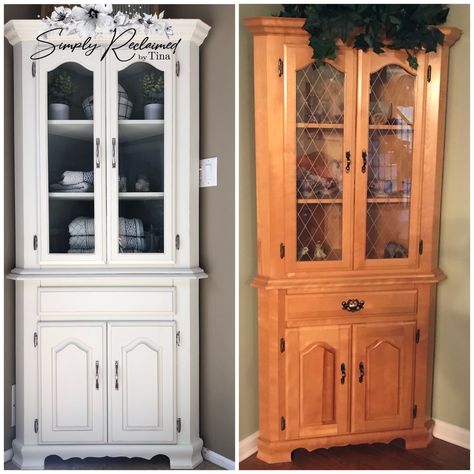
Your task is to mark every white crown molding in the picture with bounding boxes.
[4,19,210,46]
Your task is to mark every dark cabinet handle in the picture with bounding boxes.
[340,363,346,384]
[341,299,365,312]
[345,151,351,173]
[115,361,119,390]
[359,362,365,383]
[361,149,367,173]
[95,360,99,390]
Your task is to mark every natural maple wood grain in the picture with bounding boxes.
[245,16,460,465]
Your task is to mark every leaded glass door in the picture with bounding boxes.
[37,51,106,264]
[106,53,174,264]
[354,51,426,269]
[285,45,356,272]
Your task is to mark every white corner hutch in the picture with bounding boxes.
[5,19,209,469]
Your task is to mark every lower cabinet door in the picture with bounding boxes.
[286,325,351,439]
[39,323,107,443]
[352,322,416,433]
[108,322,176,443]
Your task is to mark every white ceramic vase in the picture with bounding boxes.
[144,103,164,120]
[49,103,70,120]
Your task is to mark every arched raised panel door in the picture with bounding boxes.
[37,50,106,265]
[38,323,106,443]
[351,322,416,433]
[106,52,175,265]
[285,325,350,439]
[109,323,176,443]
[354,50,427,269]
[284,45,357,273]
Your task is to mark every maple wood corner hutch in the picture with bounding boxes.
[245,17,461,463]
[5,19,209,469]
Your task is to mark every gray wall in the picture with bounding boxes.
[4,4,41,451]
[3,4,235,461]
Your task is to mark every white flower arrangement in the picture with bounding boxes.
[44,4,173,38]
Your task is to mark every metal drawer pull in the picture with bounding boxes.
[112,138,117,168]
[95,360,99,390]
[341,299,365,312]
[340,363,346,384]
[115,361,119,390]
[359,362,365,383]
[95,138,100,168]
[361,149,367,173]
[345,151,351,173]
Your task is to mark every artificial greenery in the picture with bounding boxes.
[48,71,75,105]
[280,4,449,69]
[141,72,165,104]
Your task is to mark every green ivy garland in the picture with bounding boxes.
[280,4,449,69]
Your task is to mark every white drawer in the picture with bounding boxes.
[38,287,175,317]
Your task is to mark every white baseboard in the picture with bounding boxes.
[4,448,13,463]
[202,447,235,470]
[433,418,470,450]
[239,431,259,462]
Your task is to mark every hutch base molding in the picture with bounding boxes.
[246,17,460,464]
[11,438,204,470]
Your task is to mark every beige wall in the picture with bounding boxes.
[4,4,41,451]
[239,4,470,440]
[4,4,235,460]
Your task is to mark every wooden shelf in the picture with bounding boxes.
[49,192,94,200]
[48,120,93,141]
[367,197,410,204]
[118,120,164,142]
[369,124,413,130]
[119,192,164,200]
[298,198,342,204]
[297,123,344,129]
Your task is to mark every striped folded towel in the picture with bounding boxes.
[61,171,94,186]
[69,235,95,250]
[68,217,95,236]
[119,236,146,252]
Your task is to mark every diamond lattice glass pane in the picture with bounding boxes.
[366,65,415,259]
[295,62,345,262]
[296,63,344,124]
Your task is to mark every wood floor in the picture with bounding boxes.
[240,438,470,470]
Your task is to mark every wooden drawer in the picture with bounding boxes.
[285,289,418,321]
[38,286,175,317]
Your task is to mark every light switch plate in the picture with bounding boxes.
[199,157,217,187]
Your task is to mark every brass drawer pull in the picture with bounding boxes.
[340,363,346,384]
[341,299,365,312]
[359,362,365,383]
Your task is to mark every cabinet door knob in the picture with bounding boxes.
[361,149,367,173]
[341,299,365,312]
[114,360,119,390]
[340,363,346,384]
[95,360,99,390]
[95,138,101,168]
[112,138,117,168]
[345,151,351,173]
[359,362,365,383]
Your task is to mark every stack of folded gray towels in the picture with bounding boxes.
[67,216,146,253]
[51,171,94,192]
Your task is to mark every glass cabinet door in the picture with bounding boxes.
[285,46,356,272]
[354,53,426,268]
[38,52,105,263]
[107,56,173,263]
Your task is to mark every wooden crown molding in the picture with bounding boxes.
[4,19,211,46]
[244,16,462,48]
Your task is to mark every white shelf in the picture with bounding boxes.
[49,192,94,200]
[48,120,93,141]
[48,120,164,142]
[119,120,164,142]
[119,192,164,200]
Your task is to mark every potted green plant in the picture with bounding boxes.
[141,72,164,120]
[48,71,75,120]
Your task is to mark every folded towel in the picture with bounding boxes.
[69,217,95,236]
[68,249,95,253]
[119,235,146,251]
[61,171,94,186]
[69,235,95,250]
[119,217,144,237]
[50,182,93,192]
